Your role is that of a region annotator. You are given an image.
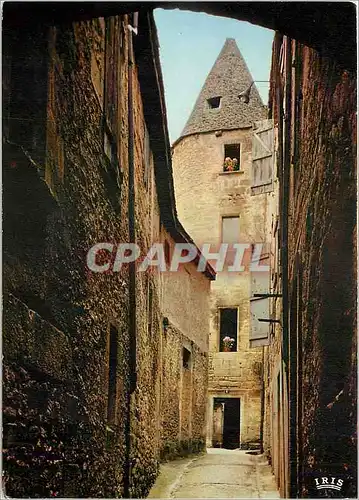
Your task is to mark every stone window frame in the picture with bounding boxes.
[220,214,240,245]
[223,143,241,172]
[218,306,239,352]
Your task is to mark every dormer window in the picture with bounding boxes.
[223,144,240,172]
[207,96,221,109]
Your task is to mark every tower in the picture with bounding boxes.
[172,38,272,449]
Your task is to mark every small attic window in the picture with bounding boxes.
[207,96,221,109]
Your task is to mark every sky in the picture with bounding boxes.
[154,9,274,143]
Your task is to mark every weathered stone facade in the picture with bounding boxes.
[172,39,270,449]
[160,228,211,458]
[263,33,357,498]
[3,12,213,498]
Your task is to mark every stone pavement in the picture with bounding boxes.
[148,448,280,499]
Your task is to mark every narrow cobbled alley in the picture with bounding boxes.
[149,449,279,499]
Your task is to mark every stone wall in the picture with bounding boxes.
[3,17,134,496]
[159,229,210,458]
[180,39,266,138]
[160,322,208,459]
[160,229,211,353]
[289,43,356,498]
[173,129,270,247]
[172,127,272,448]
[3,15,211,498]
[264,34,357,498]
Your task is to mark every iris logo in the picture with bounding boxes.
[314,477,344,492]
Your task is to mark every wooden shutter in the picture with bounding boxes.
[249,271,270,348]
[251,119,274,195]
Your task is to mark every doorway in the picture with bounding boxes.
[213,397,241,449]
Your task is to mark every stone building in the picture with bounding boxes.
[160,226,213,458]
[263,33,357,498]
[172,38,273,449]
[3,11,214,498]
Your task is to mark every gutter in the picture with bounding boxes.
[282,36,295,499]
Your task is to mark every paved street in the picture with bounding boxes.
[148,449,280,498]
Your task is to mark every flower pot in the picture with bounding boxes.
[223,346,231,352]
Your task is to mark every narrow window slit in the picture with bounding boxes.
[207,96,221,109]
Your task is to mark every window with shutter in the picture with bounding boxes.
[251,119,274,195]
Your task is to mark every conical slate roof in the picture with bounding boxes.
[180,38,266,138]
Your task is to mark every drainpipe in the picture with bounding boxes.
[282,36,293,498]
[259,346,265,454]
[128,13,138,395]
[124,12,138,498]
[297,262,303,496]
[290,41,302,500]
[293,38,305,474]
[282,36,291,388]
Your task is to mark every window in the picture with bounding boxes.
[104,129,113,162]
[102,128,121,211]
[219,308,238,352]
[222,216,239,244]
[107,325,118,424]
[90,19,105,107]
[223,144,240,171]
[143,124,151,189]
[207,96,221,109]
[182,347,192,369]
